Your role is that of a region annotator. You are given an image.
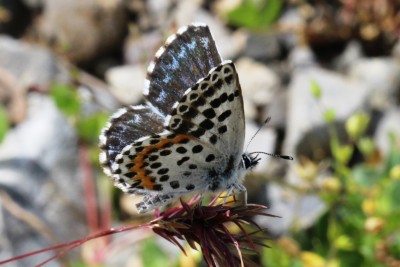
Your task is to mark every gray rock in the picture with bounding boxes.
[284,66,370,157]
[0,94,86,266]
[21,0,44,8]
[105,65,146,105]
[124,31,163,65]
[243,33,282,62]
[34,0,127,63]
[277,7,304,50]
[0,35,67,88]
[348,57,400,110]
[236,57,280,107]
[375,108,400,155]
[289,46,316,70]
[257,182,326,235]
[264,89,288,129]
[268,65,373,234]
[332,41,363,72]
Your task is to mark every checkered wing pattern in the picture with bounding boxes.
[111,61,245,213]
[144,24,222,117]
[100,24,249,213]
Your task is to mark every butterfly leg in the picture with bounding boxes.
[236,184,247,205]
[224,184,247,205]
[136,193,176,213]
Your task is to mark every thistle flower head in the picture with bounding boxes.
[150,195,279,267]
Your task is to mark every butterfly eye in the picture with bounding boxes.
[242,154,260,170]
[242,154,252,169]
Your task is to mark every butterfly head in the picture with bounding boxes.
[241,153,260,170]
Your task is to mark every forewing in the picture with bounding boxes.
[166,61,245,163]
[144,24,222,116]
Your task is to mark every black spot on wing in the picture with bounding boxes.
[170,181,180,189]
[177,156,190,166]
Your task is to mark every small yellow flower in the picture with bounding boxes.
[296,158,318,182]
[334,235,354,250]
[180,243,201,267]
[357,137,375,157]
[300,252,325,267]
[310,80,322,99]
[345,113,370,140]
[321,176,341,194]
[365,217,385,234]
[301,252,339,267]
[278,236,300,257]
[362,199,376,216]
[334,144,353,165]
[389,165,400,180]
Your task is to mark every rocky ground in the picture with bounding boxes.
[0,0,399,266]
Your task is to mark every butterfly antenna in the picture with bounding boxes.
[245,117,271,152]
[249,152,293,160]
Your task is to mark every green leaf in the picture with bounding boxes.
[334,235,355,251]
[333,144,353,165]
[323,108,336,123]
[77,112,109,144]
[352,165,380,187]
[0,105,9,143]
[226,0,283,29]
[262,245,296,267]
[345,113,370,140]
[388,232,400,258]
[357,137,375,157]
[310,80,322,99]
[140,238,169,267]
[50,83,81,117]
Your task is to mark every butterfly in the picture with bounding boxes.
[99,23,292,213]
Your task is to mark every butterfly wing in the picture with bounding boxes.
[112,61,246,212]
[166,61,245,163]
[99,105,165,176]
[100,24,245,213]
[144,24,222,116]
[101,24,222,170]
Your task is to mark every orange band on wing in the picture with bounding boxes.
[129,134,192,190]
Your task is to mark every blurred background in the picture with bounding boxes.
[0,0,399,266]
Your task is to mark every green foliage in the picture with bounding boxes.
[0,105,9,143]
[262,245,302,266]
[323,108,336,123]
[310,80,322,99]
[226,0,283,30]
[50,83,108,145]
[50,83,81,117]
[358,137,375,157]
[260,83,400,266]
[346,113,370,140]
[140,238,170,267]
[77,112,109,145]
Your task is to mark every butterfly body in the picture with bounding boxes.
[100,24,258,213]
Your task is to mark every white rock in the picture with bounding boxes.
[0,94,86,265]
[236,57,280,106]
[348,58,400,109]
[257,182,326,234]
[105,65,146,105]
[0,35,67,88]
[284,66,371,157]
[289,46,316,69]
[375,108,400,155]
